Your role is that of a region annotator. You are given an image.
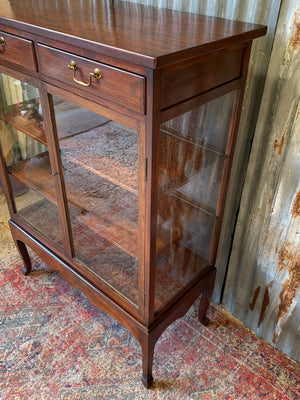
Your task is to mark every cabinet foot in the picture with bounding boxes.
[198,267,216,326]
[15,239,32,276]
[142,374,154,389]
[141,334,155,388]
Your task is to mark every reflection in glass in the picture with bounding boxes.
[155,92,235,311]
[0,74,46,145]
[0,73,63,248]
[53,97,139,305]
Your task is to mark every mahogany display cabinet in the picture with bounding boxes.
[0,0,266,387]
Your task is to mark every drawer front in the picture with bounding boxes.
[37,45,145,114]
[160,46,244,110]
[0,31,36,71]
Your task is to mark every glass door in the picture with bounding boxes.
[155,91,236,311]
[0,72,64,249]
[49,94,140,308]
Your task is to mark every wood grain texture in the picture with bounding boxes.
[160,45,244,109]
[0,0,266,68]
[37,44,145,114]
[0,29,36,71]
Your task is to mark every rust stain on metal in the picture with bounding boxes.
[258,286,270,327]
[278,252,300,320]
[249,286,261,310]
[273,331,278,344]
[263,233,270,245]
[291,189,300,218]
[277,242,293,272]
[274,242,300,343]
[290,10,300,51]
[268,195,272,205]
[273,133,285,155]
[278,279,292,321]
[249,208,261,229]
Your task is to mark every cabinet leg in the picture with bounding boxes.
[198,267,216,326]
[15,239,32,276]
[198,290,212,326]
[141,334,155,388]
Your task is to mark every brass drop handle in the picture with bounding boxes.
[67,60,102,87]
[0,36,6,47]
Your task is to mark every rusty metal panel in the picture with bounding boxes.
[222,1,300,361]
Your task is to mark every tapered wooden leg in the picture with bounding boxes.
[141,334,155,388]
[198,289,212,326]
[15,239,32,276]
[198,267,216,326]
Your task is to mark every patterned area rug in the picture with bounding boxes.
[0,253,299,399]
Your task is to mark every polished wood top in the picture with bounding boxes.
[0,0,266,68]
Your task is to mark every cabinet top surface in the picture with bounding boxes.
[0,0,266,68]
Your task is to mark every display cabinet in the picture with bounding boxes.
[0,0,266,387]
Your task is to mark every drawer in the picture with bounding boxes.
[37,44,145,114]
[160,46,244,110]
[0,31,36,71]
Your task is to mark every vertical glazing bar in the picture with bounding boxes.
[38,81,74,259]
[209,42,253,266]
[137,121,146,316]
[0,141,16,216]
[142,68,161,323]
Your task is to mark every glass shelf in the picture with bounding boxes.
[155,92,235,311]
[8,151,55,203]
[160,91,235,155]
[159,128,226,214]
[59,120,138,194]
[65,164,139,258]
[52,97,140,305]
[155,247,208,310]
[0,72,64,250]
[173,157,225,215]
[15,194,64,249]
[8,148,140,258]
[157,192,216,262]
[70,210,139,305]
[0,102,46,145]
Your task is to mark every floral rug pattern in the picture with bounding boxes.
[0,254,299,400]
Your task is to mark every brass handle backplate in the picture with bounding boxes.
[67,60,102,87]
[0,36,6,47]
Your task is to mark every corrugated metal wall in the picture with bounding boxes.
[125,0,299,361]
[223,0,300,361]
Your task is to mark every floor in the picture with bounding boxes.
[0,189,299,399]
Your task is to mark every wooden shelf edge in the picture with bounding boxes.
[0,113,47,146]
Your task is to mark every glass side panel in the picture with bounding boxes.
[155,92,235,311]
[53,97,139,306]
[0,73,63,248]
[161,92,235,154]
[0,74,47,145]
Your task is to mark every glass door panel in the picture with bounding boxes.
[155,92,235,311]
[0,72,63,248]
[52,97,139,306]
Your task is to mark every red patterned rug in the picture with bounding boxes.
[0,253,299,399]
